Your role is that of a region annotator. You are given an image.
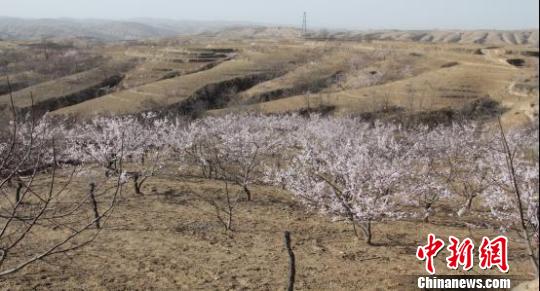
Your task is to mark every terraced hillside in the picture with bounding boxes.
[53,45,315,116]
[0,63,133,114]
[1,33,538,125]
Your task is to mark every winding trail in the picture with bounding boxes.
[508,82,531,98]
[481,48,513,67]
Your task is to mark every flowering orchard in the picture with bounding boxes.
[1,112,538,275]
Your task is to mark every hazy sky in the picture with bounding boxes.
[1,0,538,30]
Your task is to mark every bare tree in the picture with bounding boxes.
[194,181,237,233]
[0,78,125,277]
[210,182,235,232]
[495,117,539,275]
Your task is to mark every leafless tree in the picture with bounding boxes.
[195,181,237,233]
[212,182,235,232]
[496,117,539,275]
[0,78,125,277]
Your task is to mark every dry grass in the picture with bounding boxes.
[1,37,536,125]
[0,63,130,108]
[51,46,314,116]
[1,174,537,290]
[209,41,538,127]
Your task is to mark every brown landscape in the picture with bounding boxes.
[0,16,539,291]
[0,176,538,290]
[1,27,538,123]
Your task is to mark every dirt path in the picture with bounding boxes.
[481,48,514,67]
[508,82,532,98]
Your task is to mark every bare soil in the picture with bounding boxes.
[1,176,536,290]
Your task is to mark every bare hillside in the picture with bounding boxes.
[306,30,539,46]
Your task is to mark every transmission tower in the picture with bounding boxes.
[302,12,307,36]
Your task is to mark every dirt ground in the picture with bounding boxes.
[0,174,537,291]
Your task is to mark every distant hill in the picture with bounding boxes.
[201,26,301,39]
[197,26,539,46]
[306,29,539,46]
[0,17,538,46]
[0,17,254,41]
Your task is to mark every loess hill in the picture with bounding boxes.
[0,27,539,125]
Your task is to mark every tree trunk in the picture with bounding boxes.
[284,231,296,291]
[466,195,474,211]
[15,182,23,203]
[225,182,233,231]
[522,228,539,276]
[498,117,539,276]
[423,204,432,223]
[133,174,143,195]
[359,221,373,245]
[89,183,101,229]
[423,211,430,223]
[243,185,252,201]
